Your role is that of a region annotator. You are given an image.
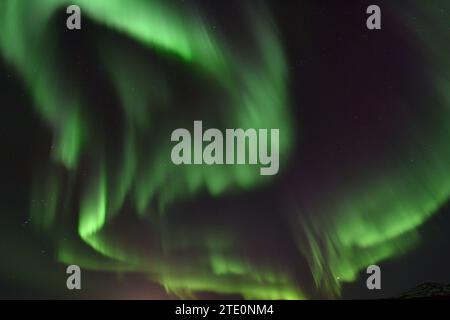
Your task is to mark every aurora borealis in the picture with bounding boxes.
[0,0,450,299]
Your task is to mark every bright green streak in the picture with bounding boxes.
[0,0,298,299]
[6,0,448,300]
[293,2,450,297]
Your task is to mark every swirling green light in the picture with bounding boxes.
[0,0,299,299]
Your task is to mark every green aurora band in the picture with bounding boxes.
[0,0,449,299]
[290,1,450,297]
[0,0,299,299]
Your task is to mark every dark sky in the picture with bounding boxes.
[0,0,449,299]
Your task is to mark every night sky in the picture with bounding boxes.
[0,0,450,299]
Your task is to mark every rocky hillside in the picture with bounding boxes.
[398,283,450,299]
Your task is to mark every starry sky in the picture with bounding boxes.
[0,0,450,299]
